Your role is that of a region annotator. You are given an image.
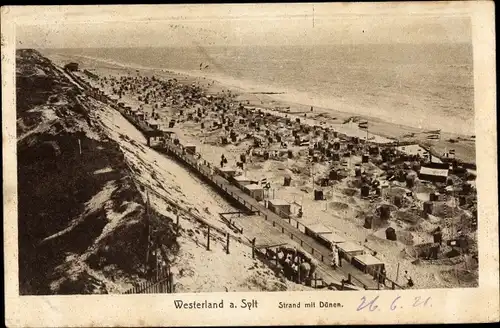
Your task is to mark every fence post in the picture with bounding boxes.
[226,234,230,254]
[252,238,256,259]
[207,226,211,250]
[396,262,400,283]
[169,272,175,293]
[176,214,180,234]
[296,221,299,229]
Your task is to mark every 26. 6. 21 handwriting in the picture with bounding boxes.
[356,295,431,312]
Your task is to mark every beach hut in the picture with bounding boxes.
[360,184,370,197]
[218,167,237,179]
[394,195,403,208]
[234,175,255,187]
[64,62,79,71]
[363,215,373,229]
[406,174,415,188]
[244,184,264,201]
[305,223,331,237]
[147,119,159,130]
[462,183,472,193]
[430,192,441,201]
[322,231,347,248]
[109,95,119,104]
[314,189,324,201]
[369,146,380,155]
[385,227,397,241]
[184,144,196,155]
[419,166,449,183]
[146,130,164,147]
[423,201,433,216]
[379,204,391,220]
[304,223,345,249]
[352,254,385,277]
[267,199,291,217]
[329,170,339,181]
[338,242,365,262]
[128,106,139,115]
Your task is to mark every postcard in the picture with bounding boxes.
[2,2,498,326]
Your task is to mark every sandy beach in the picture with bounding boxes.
[44,51,476,165]
[43,51,479,289]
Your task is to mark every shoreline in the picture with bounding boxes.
[43,51,476,164]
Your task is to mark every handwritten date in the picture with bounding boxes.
[357,296,431,312]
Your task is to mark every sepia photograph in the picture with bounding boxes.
[3,2,498,326]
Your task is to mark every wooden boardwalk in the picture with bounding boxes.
[157,141,396,290]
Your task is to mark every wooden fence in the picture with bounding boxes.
[219,211,254,234]
[123,269,174,294]
[160,140,405,290]
[262,205,404,290]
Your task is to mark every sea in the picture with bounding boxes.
[41,43,474,135]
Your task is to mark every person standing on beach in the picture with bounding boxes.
[220,154,226,168]
[336,245,342,267]
[404,270,414,287]
[330,245,339,270]
[379,267,387,286]
[308,258,317,282]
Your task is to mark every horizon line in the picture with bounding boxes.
[20,41,472,50]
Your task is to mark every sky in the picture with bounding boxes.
[14,4,473,49]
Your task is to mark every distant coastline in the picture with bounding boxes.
[39,43,474,136]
